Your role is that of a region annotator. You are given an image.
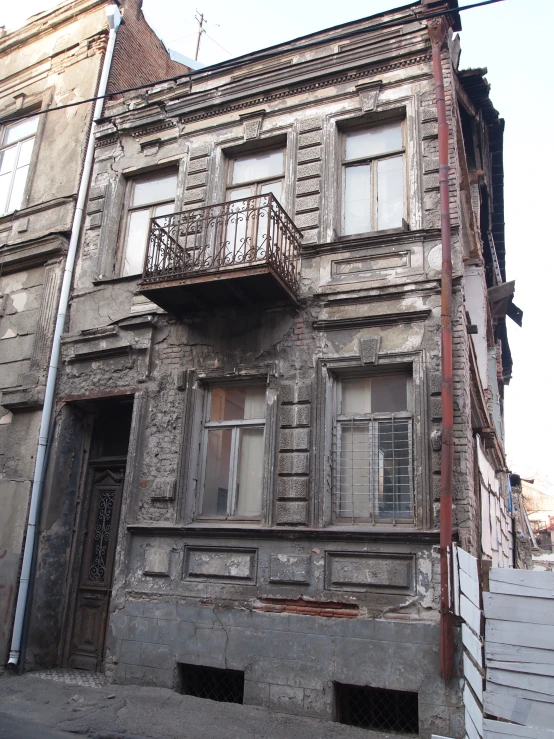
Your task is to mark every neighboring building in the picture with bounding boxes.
[519,477,554,553]
[0,0,188,667]
[10,0,522,736]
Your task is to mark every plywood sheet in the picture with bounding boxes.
[462,623,483,667]
[464,682,483,736]
[483,592,552,625]
[464,653,484,703]
[484,718,554,738]
[484,687,554,731]
[487,667,554,700]
[486,618,554,650]
[489,569,554,597]
[461,593,482,637]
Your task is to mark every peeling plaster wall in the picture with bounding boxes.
[0,1,111,667]
[0,0,189,667]
[23,9,507,738]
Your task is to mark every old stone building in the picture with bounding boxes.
[12,1,521,736]
[0,0,188,668]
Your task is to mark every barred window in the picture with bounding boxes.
[333,374,413,523]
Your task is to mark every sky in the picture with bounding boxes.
[2,0,553,485]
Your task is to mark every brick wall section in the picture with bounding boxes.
[452,289,479,555]
[254,598,359,618]
[442,45,462,232]
[107,0,189,96]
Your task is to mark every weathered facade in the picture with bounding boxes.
[0,0,188,667]
[16,1,520,736]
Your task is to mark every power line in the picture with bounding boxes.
[204,32,232,57]
[3,0,504,126]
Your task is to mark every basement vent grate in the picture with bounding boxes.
[335,682,419,734]
[179,664,244,704]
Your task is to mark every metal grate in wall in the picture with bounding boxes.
[179,664,244,704]
[333,418,414,523]
[335,683,419,734]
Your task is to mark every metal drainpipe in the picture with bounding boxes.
[427,10,455,680]
[7,4,121,668]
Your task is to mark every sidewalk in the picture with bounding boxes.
[0,670,401,739]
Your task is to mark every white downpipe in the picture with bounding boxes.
[8,5,121,667]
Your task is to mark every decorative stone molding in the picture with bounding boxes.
[239,109,266,140]
[356,80,382,112]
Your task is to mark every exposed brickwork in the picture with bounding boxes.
[107,0,190,97]
[254,598,359,618]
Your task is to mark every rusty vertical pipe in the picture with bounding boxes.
[428,13,455,680]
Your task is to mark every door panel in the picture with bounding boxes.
[68,466,125,671]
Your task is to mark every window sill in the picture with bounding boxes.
[126,522,440,543]
[339,226,406,241]
[92,273,141,286]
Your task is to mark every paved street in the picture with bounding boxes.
[0,670,403,739]
[0,713,70,739]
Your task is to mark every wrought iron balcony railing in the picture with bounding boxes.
[140,193,302,301]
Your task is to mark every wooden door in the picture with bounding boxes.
[68,464,125,671]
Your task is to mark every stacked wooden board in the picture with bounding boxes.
[454,546,554,738]
[453,545,485,739]
[483,569,554,737]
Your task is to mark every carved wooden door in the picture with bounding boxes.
[68,464,125,671]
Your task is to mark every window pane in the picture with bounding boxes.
[3,116,39,146]
[260,180,282,202]
[339,424,371,518]
[371,375,407,413]
[377,420,412,519]
[345,122,402,161]
[0,145,17,175]
[232,150,283,185]
[17,138,35,168]
[7,164,29,211]
[235,427,264,516]
[377,156,404,230]
[122,208,150,276]
[131,173,177,207]
[210,387,265,421]
[342,377,371,415]
[0,172,10,213]
[202,428,232,515]
[344,164,371,235]
[153,202,174,219]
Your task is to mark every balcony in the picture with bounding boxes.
[139,193,301,315]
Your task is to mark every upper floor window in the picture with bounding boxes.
[342,121,404,235]
[199,385,266,519]
[120,171,177,276]
[333,373,413,523]
[0,116,39,216]
[227,149,284,204]
[223,149,285,262]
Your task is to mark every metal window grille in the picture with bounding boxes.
[335,683,419,734]
[333,417,413,523]
[180,664,244,704]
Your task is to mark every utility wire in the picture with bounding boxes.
[204,32,233,57]
[3,0,504,126]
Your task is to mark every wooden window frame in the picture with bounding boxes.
[116,168,178,277]
[0,114,40,217]
[340,118,407,237]
[196,383,268,522]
